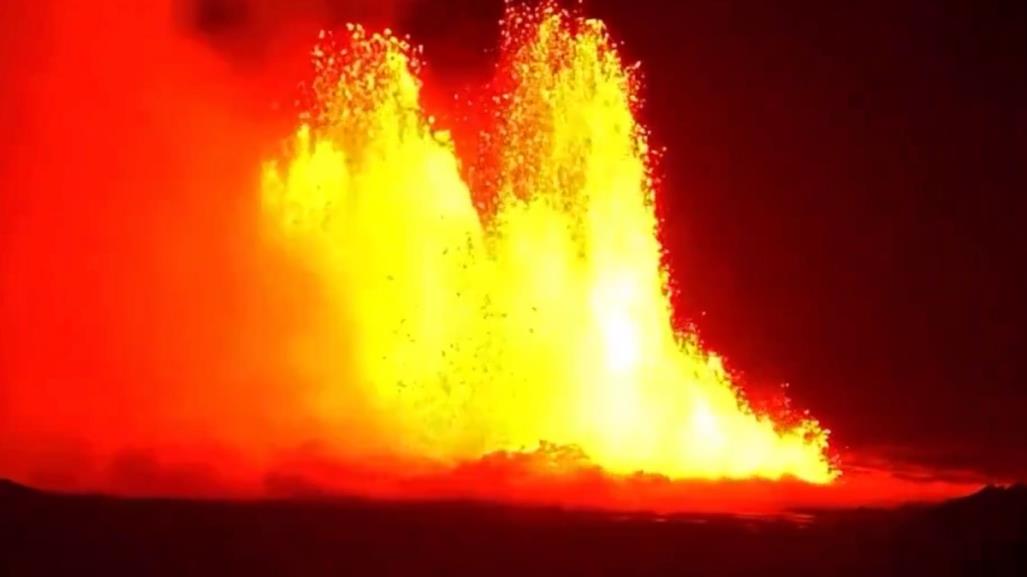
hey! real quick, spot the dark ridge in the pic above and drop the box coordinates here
[2,480,1026,576]
[936,483,1027,513]
[0,478,37,497]
[924,483,1027,531]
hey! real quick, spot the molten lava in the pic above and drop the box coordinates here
[261,3,834,484]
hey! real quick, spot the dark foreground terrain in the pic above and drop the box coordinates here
[1,479,1024,576]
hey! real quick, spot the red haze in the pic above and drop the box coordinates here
[0,0,337,494]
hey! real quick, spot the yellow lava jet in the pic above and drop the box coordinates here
[261,2,835,483]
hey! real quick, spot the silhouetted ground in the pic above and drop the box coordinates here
[1,479,1024,576]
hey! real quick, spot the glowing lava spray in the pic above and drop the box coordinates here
[261,2,834,483]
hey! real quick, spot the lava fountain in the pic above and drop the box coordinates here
[260,2,834,484]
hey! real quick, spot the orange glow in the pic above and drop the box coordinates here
[261,3,834,483]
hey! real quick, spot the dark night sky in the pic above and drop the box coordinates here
[606,0,1027,476]
[2,0,1024,483]
[397,0,1027,477]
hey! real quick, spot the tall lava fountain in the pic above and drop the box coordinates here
[261,2,834,484]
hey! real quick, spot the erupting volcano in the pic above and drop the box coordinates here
[6,2,1025,574]
[260,2,833,485]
